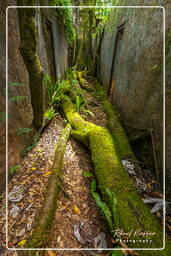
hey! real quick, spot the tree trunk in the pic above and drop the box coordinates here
[62,98,169,255]
[17,0,44,129]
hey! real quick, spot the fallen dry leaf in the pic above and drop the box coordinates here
[17,239,27,246]
[43,171,52,176]
[47,251,57,256]
[73,205,81,215]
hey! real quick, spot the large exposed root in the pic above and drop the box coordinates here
[62,97,169,255]
[25,124,71,252]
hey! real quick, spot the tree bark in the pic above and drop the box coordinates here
[17,0,44,129]
[62,98,169,255]
[25,124,71,251]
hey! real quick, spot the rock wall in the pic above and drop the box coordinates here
[100,0,171,198]
[0,0,68,193]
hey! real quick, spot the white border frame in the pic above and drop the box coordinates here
[6,5,165,252]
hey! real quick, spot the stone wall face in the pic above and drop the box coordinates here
[100,0,171,198]
[0,1,68,193]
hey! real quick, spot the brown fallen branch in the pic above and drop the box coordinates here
[25,124,71,252]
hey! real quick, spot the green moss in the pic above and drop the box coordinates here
[24,125,71,252]
[17,0,44,129]
[61,95,169,255]
[51,0,76,46]
[94,80,134,160]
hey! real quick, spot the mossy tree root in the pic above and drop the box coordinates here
[62,98,169,255]
[94,79,134,160]
[17,0,44,129]
[77,71,94,92]
[25,124,71,252]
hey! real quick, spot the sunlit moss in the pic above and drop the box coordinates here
[61,95,168,254]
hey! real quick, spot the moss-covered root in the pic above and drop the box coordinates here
[62,99,170,256]
[94,79,135,160]
[17,0,44,129]
[25,124,71,252]
[77,71,94,92]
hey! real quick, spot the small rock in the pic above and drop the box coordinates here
[17,228,26,237]
[82,203,87,208]
[27,223,32,231]
[57,236,61,243]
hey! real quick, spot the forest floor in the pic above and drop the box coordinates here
[0,79,170,256]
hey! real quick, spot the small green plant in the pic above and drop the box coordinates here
[75,95,82,110]
[107,249,124,256]
[44,107,57,121]
[21,134,40,157]
[90,179,119,230]
[63,119,68,124]
[9,165,20,175]
[44,73,70,106]
[83,109,95,117]
[16,127,32,136]
[65,66,77,81]
[43,73,58,101]
[83,171,93,177]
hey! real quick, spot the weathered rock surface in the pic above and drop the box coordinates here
[0,0,68,193]
[100,0,171,198]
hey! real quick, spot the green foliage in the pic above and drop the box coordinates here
[51,0,76,45]
[108,249,124,256]
[83,109,95,117]
[65,67,89,110]
[75,95,82,110]
[43,73,58,101]
[16,127,32,136]
[106,188,119,228]
[44,107,57,120]
[94,86,106,101]
[44,73,71,106]
[76,88,88,110]
[9,165,20,175]
[83,171,93,177]
[65,66,77,82]
[63,119,68,123]
[21,134,40,157]
[90,179,114,230]
[91,178,97,191]
[90,179,119,230]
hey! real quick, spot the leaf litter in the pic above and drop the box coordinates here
[0,79,170,256]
